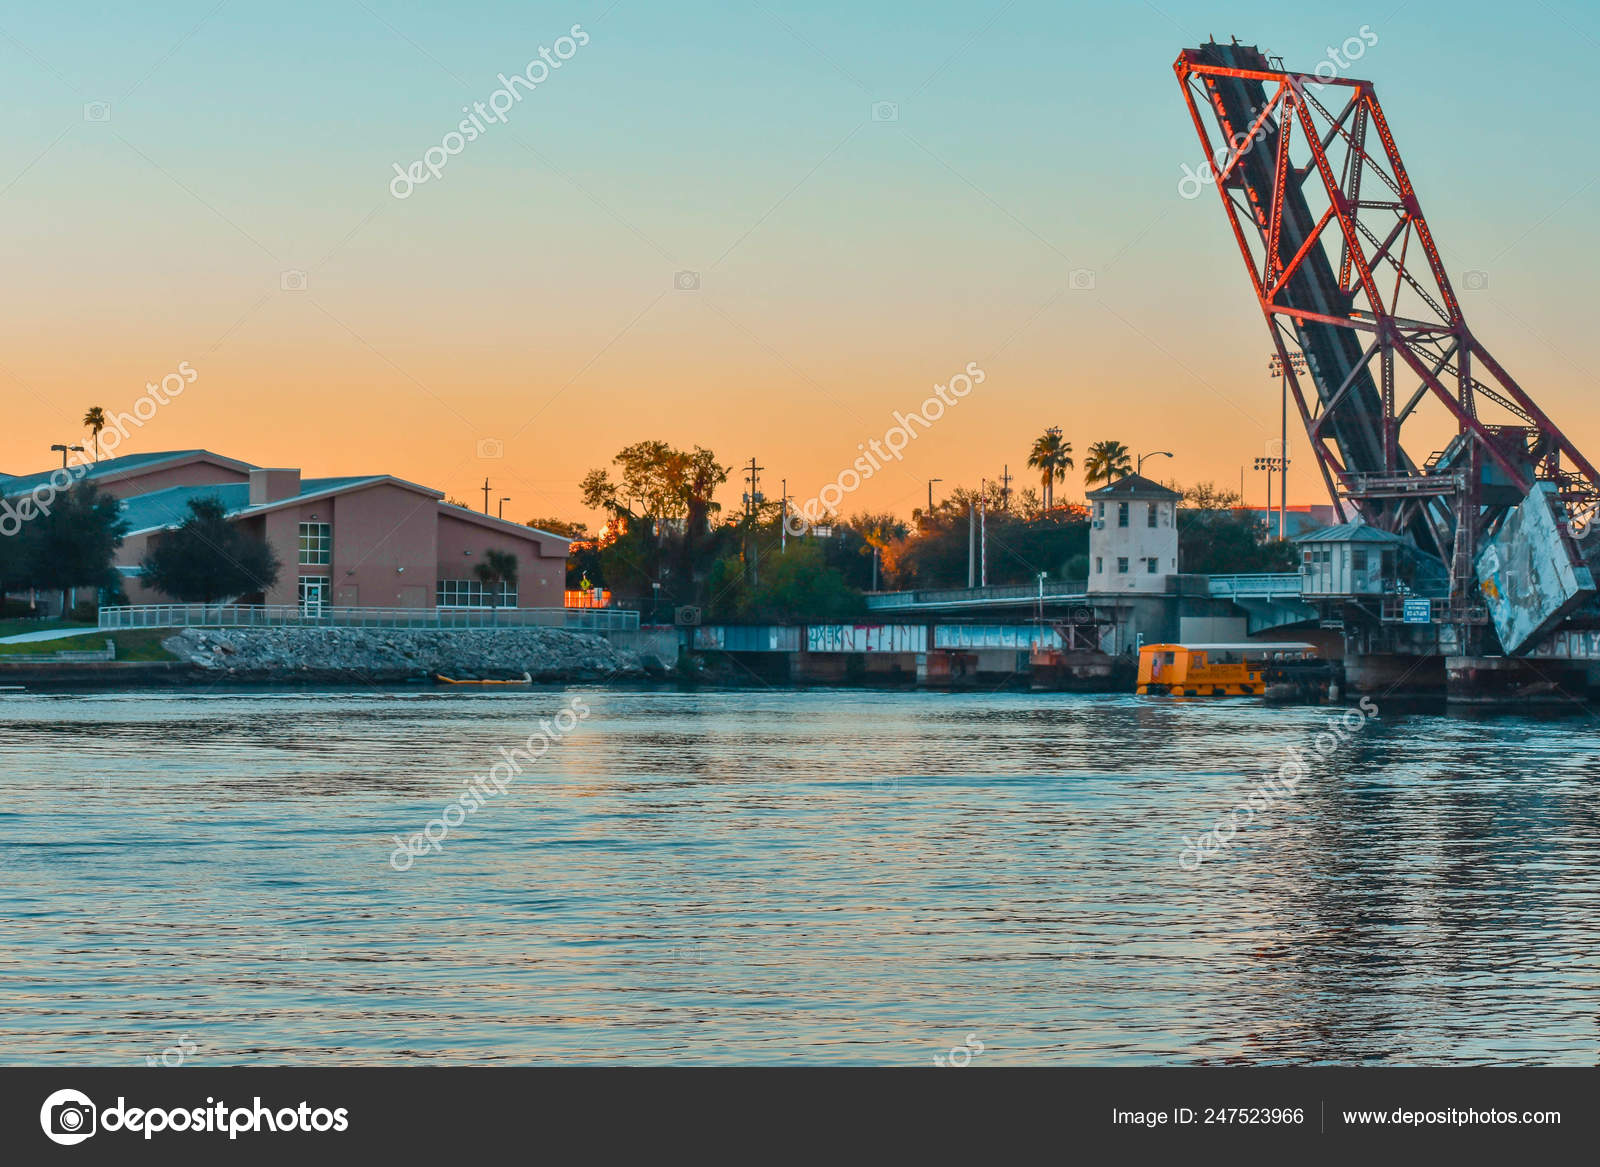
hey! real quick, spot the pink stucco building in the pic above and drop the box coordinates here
[1,450,571,610]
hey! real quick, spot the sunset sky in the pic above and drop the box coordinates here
[1,0,1595,527]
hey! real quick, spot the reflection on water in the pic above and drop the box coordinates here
[1,687,1597,1065]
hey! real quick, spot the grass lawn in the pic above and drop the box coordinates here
[0,629,177,661]
[0,617,94,638]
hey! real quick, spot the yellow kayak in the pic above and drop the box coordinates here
[435,672,533,685]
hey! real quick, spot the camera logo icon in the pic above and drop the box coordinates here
[83,102,111,122]
[1069,267,1097,290]
[674,270,700,291]
[1462,269,1489,290]
[40,1088,97,1146]
[871,101,899,122]
[280,269,308,292]
[475,437,504,459]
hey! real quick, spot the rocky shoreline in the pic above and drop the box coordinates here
[161,626,661,683]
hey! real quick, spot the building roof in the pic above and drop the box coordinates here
[436,502,573,547]
[1086,473,1183,500]
[1294,520,1410,545]
[0,450,256,498]
[119,476,385,534]
[118,476,571,551]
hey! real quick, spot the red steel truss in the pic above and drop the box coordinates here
[1174,42,1600,577]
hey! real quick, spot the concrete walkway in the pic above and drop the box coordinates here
[0,626,99,645]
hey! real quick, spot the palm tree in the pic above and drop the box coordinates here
[472,550,519,625]
[1027,427,1073,511]
[82,406,107,462]
[1084,440,1133,487]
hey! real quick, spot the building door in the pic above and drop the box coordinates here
[298,576,331,616]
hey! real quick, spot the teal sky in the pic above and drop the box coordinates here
[1,1,1596,521]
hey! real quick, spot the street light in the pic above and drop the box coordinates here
[1253,455,1290,537]
[927,478,942,517]
[49,443,84,468]
[498,496,511,519]
[1267,351,1307,541]
[1137,450,1173,476]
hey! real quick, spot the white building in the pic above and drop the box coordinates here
[1086,474,1181,594]
[1293,520,1410,597]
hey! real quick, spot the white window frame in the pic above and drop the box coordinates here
[298,575,331,612]
[299,522,332,566]
[436,578,517,608]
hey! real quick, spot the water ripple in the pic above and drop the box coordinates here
[1,687,1597,1065]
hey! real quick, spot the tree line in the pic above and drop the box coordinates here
[566,437,1295,623]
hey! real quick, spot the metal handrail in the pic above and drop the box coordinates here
[866,581,1089,609]
[98,604,640,632]
[1203,573,1305,596]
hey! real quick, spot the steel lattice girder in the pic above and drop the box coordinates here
[1173,41,1600,557]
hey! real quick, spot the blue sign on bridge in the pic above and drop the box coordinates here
[1402,598,1433,625]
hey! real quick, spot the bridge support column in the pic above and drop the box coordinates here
[1343,653,1446,695]
[1445,655,1588,705]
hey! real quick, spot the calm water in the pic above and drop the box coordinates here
[2,686,1597,1066]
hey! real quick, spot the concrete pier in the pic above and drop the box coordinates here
[1445,655,1589,705]
[1343,653,1446,696]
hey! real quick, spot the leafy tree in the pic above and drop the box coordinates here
[894,504,1089,590]
[1084,440,1132,486]
[1177,481,1295,574]
[581,442,733,604]
[1027,427,1073,510]
[844,511,908,591]
[705,541,863,623]
[581,441,729,530]
[82,406,107,462]
[525,516,589,539]
[140,496,280,603]
[1182,481,1242,510]
[18,481,126,613]
[472,549,519,621]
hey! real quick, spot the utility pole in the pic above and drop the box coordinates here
[743,457,764,586]
[1280,371,1289,542]
[999,465,1012,511]
[780,477,787,553]
[1268,351,1306,540]
[482,478,491,515]
[967,500,976,588]
[980,478,988,588]
[1279,437,1289,541]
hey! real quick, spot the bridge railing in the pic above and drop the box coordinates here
[866,581,1088,609]
[98,604,641,633]
[1202,573,1306,598]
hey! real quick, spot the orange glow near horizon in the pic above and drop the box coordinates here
[3,5,1597,529]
